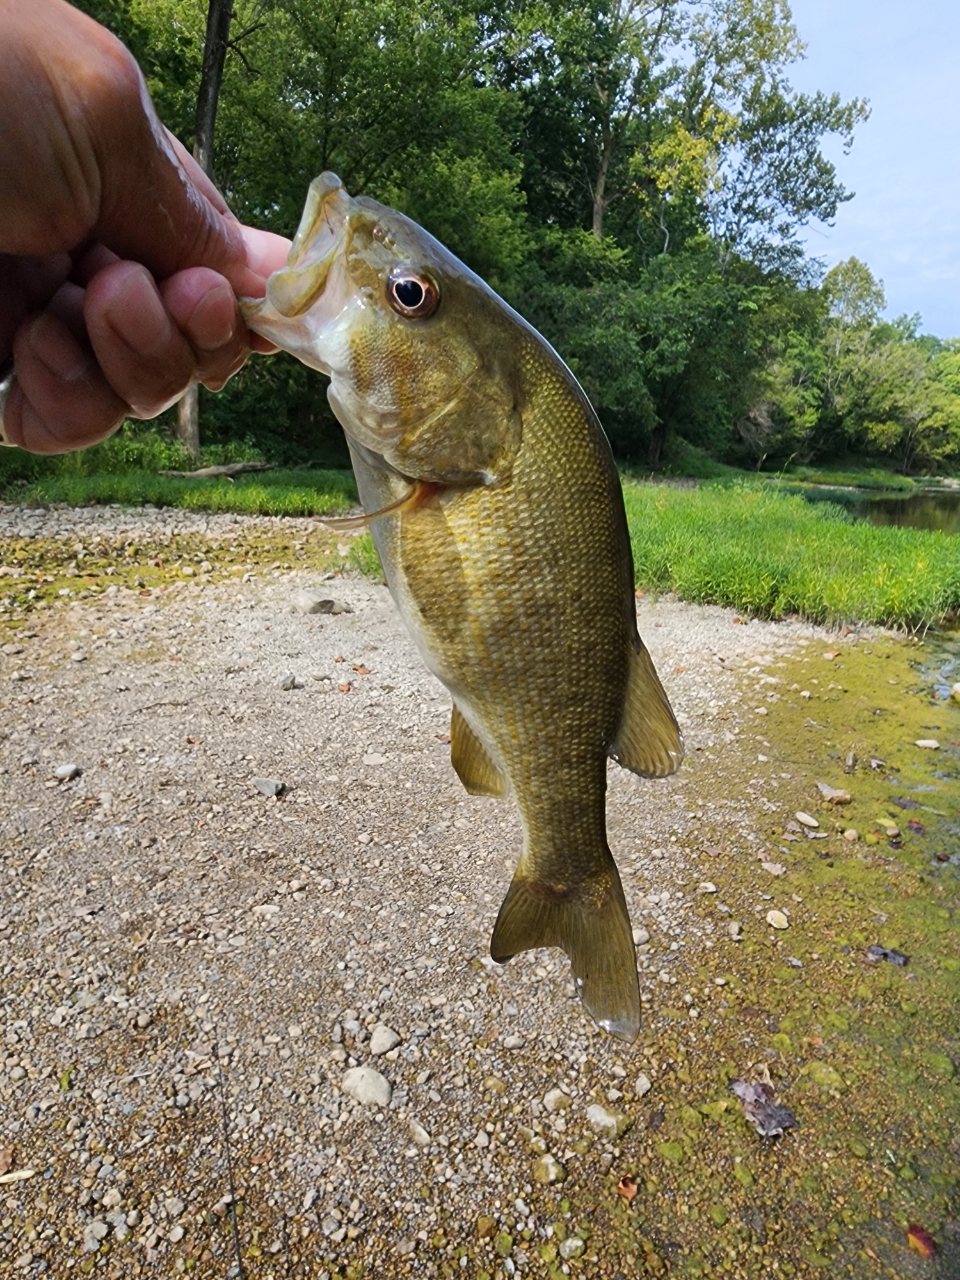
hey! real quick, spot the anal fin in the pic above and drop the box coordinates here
[490,862,640,1042]
[611,640,684,778]
[450,705,508,798]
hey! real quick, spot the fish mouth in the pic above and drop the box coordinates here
[239,172,356,369]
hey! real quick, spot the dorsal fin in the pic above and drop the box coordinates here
[450,705,509,798]
[610,640,683,778]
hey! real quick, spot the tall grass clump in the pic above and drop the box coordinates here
[623,481,960,629]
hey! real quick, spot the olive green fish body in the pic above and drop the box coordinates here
[241,174,682,1040]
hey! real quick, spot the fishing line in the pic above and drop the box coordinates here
[214,1021,245,1280]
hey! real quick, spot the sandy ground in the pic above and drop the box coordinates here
[0,507,953,1279]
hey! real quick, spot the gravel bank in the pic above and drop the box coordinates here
[0,506,863,1277]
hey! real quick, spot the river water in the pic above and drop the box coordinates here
[852,487,960,534]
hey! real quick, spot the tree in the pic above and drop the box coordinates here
[175,0,237,463]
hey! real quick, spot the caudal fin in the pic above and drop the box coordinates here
[490,862,640,1042]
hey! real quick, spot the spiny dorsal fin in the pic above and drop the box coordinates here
[490,860,640,1043]
[611,640,684,778]
[450,705,509,798]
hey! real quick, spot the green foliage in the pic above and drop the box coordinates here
[67,2,956,477]
[624,481,960,628]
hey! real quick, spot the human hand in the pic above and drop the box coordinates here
[0,0,291,454]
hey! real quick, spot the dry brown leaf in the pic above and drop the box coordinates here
[616,1175,638,1203]
[907,1225,937,1258]
[0,1148,12,1176]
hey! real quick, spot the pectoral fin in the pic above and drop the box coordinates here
[322,480,440,531]
[450,705,508,798]
[611,640,683,778]
[490,860,640,1043]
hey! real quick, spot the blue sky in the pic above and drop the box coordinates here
[787,0,960,338]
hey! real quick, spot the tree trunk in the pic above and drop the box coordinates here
[173,0,235,463]
[592,134,614,240]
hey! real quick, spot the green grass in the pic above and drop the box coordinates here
[13,468,357,517]
[623,481,960,629]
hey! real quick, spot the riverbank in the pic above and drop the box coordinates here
[3,477,960,633]
[0,507,957,1278]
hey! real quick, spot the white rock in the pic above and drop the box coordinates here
[697,881,718,894]
[473,1129,490,1148]
[951,682,960,703]
[632,926,650,946]
[408,1119,430,1146]
[766,909,789,930]
[728,920,743,939]
[795,811,819,828]
[502,1034,525,1050]
[54,763,81,781]
[369,1024,401,1056]
[560,1237,585,1260]
[914,739,940,750]
[292,588,331,614]
[585,1103,632,1138]
[543,1088,571,1114]
[634,1073,652,1098]
[362,753,387,766]
[533,1153,565,1184]
[341,1066,392,1108]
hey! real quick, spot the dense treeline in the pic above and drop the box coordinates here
[77,0,960,473]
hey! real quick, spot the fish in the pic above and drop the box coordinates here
[241,172,682,1041]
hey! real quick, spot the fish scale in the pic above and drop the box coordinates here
[241,172,683,1040]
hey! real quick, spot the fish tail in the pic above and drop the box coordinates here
[490,858,640,1043]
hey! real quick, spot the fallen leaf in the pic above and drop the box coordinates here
[906,1225,937,1258]
[0,1169,37,1185]
[0,1148,12,1175]
[907,819,925,834]
[823,650,838,660]
[616,1175,638,1203]
[733,616,746,624]
[729,1079,799,1137]
[334,655,345,663]
[352,665,370,675]
[436,734,451,743]
[337,683,352,693]
[673,666,687,674]
[250,1152,272,1167]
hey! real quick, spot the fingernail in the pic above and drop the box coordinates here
[29,315,91,382]
[109,274,173,358]
[187,282,237,351]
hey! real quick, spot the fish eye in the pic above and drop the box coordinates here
[387,270,439,319]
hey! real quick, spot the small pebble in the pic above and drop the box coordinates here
[54,763,81,781]
[766,910,789,930]
[369,1024,401,1056]
[795,811,819,828]
[914,739,940,750]
[253,777,284,797]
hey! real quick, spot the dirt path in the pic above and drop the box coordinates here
[0,507,957,1278]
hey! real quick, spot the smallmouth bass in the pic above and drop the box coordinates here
[241,173,682,1041]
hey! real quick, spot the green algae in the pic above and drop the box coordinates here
[571,634,959,1277]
